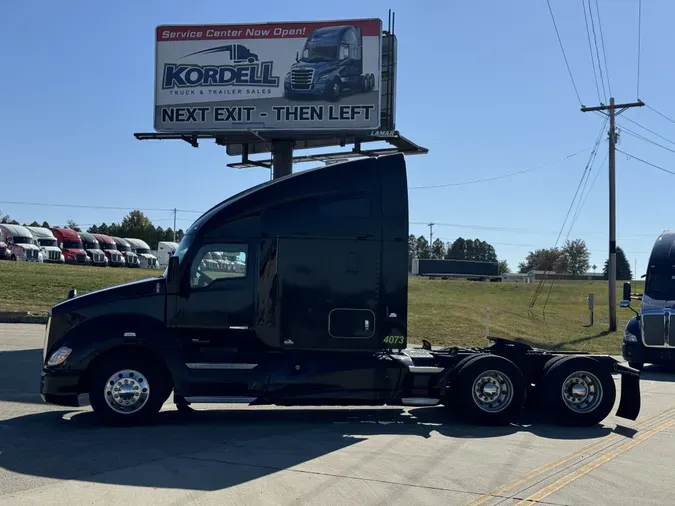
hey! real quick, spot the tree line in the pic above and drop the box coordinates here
[0,209,184,250]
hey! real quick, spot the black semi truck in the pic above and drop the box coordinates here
[40,154,641,426]
[622,230,675,369]
[412,258,500,281]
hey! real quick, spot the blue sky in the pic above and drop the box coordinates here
[2,0,674,276]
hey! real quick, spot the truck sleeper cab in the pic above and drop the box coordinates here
[622,230,675,369]
[0,224,42,262]
[51,227,90,265]
[26,226,65,264]
[125,238,159,269]
[111,237,140,268]
[93,233,125,267]
[78,232,108,267]
[157,241,179,269]
[283,24,376,101]
[41,154,642,427]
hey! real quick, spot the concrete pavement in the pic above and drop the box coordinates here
[1,323,674,505]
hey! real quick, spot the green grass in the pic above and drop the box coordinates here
[0,261,642,354]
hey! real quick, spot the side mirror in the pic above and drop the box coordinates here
[166,255,180,295]
[67,289,77,299]
[620,300,630,308]
[623,282,632,302]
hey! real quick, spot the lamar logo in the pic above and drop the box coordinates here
[162,44,280,89]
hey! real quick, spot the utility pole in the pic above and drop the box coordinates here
[173,208,177,243]
[581,98,644,331]
[428,222,435,256]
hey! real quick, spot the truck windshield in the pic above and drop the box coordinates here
[83,241,99,250]
[135,248,150,254]
[116,244,130,252]
[100,242,116,250]
[63,241,83,249]
[301,44,338,62]
[38,238,57,247]
[644,264,675,300]
[14,237,34,245]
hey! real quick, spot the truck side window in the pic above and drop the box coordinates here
[190,244,248,289]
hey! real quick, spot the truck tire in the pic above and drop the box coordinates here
[449,354,525,425]
[88,353,171,426]
[539,356,615,427]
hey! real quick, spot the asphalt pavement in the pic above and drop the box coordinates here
[1,323,674,505]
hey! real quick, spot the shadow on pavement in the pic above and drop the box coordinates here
[0,348,43,404]
[0,405,618,493]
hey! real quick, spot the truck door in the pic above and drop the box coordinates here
[169,241,263,397]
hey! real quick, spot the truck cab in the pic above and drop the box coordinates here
[78,232,108,267]
[51,227,90,265]
[111,237,140,268]
[125,238,159,269]
[622,230,675,369]
[156,241,179,269]
[25,226,65,264]
[284,24,376,101]
[93,233,126,267]
[0,224,43,262]
[41,155,641,427]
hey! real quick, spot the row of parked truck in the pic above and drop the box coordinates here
[0,224,179,269]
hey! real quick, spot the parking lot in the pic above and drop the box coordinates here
[1,323,674,505]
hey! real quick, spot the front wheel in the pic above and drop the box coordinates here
[89,353,171,426]
[447,354,526,425]
[539,356,615,427]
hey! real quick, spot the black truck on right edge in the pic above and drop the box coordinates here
[40,154,641,427]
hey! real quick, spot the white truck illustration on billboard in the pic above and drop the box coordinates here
[284,25,376,101]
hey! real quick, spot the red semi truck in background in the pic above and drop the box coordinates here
[50,228,90,266]
[93,233,126,267]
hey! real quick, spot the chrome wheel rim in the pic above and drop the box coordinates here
[471,369,514,413]
[104,369,150,415]
[561,371,603,413]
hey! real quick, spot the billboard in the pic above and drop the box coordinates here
[154,19,382,133]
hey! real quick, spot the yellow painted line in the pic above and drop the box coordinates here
[466,406,675,506]
[515,417,675,505]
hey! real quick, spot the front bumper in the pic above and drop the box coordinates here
[622,340,675,366]
[40,369,82,407]
[284,82,328,97]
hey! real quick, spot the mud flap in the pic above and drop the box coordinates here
[614,363,641,421]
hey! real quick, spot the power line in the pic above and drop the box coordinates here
[546,0,583,106]
[616,149,675,177]
[407,147,592,189]
[587,0,608,101]
[409,221,657,239]
[618,123,675,156]
[637,0,643,98]
[0,200,204,214]
[646,104,675,126]
[574,150,608,225]
[621,115,675,147]
[594,0,612,97]
[582,0,602,103]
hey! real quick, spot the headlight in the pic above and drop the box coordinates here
[47,346,72,366]
[623,330,638,343]
[318,74,332,82]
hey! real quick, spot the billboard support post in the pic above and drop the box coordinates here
[272,140,294,179]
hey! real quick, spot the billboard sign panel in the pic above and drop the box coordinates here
[154,19,382,133]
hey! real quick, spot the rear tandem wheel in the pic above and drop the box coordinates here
[538,355,616,427]
[445,354,526,425]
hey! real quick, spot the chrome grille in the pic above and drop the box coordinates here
[642,314,665,346]
[76,254,86,264]
[48,250,59,261]
[27,249,37,260]
[291,68,314,90]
